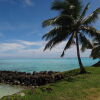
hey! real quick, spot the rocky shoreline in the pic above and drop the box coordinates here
[0,71,64,87]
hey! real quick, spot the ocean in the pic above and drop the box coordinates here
[0,58,99,73]
[0,84,22,98]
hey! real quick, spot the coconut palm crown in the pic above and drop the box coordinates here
[42,0,100,73]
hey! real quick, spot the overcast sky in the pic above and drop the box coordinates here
[0,0,100,58]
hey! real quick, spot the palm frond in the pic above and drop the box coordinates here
[80,3,90,19]
[44,32,69,51]
[91,46,100,59]
[61,33,75,57]
[81,26,100,37]
[79,33,93,52]
[51,0,68,11]
[52,0,82,19]
[83,8,100,25]
[93,33,100,43]
[67,0,82,18]
[42,15,74,27]
[42,17,57,27]
[91,35,100,59]
[42,26,71,41]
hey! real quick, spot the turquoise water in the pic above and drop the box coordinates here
[0,58,99,73]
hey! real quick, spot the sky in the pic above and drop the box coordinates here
[0,0,100,58]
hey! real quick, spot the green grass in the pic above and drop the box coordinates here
[1,67,100,100]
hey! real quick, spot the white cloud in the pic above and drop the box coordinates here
[0,43,25,52]
[23,0,34,6]
[0,0,34,6]
[0,40,92,58]
[17,40,45,46]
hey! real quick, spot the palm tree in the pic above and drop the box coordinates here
[91,34,100,67]
[91,34,100,59]
[91,45,100,59]
[83,32,100,66]
[42,0,100,73]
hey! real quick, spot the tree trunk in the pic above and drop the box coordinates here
[76,34,86,74]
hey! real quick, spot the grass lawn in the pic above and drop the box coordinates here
[1,67,100,100]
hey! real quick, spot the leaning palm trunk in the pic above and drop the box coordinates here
[76,34,86,73]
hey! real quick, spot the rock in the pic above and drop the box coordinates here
[0,70,64,86]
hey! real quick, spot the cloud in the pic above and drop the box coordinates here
[17,40,45,46]
[0,43,25,52]
[0,40,92,58]
[23,0,34,6]
[0,0,34,6]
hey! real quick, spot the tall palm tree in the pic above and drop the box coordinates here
[83,32,100,66]
[91,34,100,67]
[42,0,100,73]
[91,44,100,67]
[91,34,100,59]
[91,45,100,59]
[91,44,100,66]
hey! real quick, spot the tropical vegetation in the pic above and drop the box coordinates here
[42,0,100,73]
[90,33,100,66]
[91,34,100,59]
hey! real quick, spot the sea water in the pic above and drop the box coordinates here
[0,84,22,98]
[0,58,99,73]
